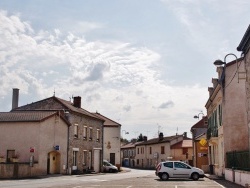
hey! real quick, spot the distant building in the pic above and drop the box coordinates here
[93,112,121,169]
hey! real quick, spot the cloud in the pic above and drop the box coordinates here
[0,10,208,140]
[158,101,174,109]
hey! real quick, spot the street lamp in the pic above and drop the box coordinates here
[213,53,239,84]
[193,112,204,120]
[122,130,129,138]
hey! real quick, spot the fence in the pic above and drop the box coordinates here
[226,150,250,171]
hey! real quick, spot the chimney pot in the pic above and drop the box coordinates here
[12,88,19,109]
[73,96,81,108]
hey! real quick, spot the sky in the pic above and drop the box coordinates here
[0,0,249,140]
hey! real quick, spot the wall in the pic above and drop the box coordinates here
[223,60,248,155]
[103,126,121,166]
[225,168,250,187]
[0,163,43,179]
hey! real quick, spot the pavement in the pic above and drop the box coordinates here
[205,173,224,180]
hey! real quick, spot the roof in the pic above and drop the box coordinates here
[237,24,250,54]
[13,96,104,122]
[0,111,70,126]
[93,112,121,127]
[121,141,143,149]
[191,116,207,130]
[136,135,182,146]
[171,139,192,149]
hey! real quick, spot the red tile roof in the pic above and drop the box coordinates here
[136,135,182,146]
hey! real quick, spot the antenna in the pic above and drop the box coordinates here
[53,88,55,96]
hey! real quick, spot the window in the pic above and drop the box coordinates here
[82,150,87,166]
[137,159,139,165]
[163,162,173,168]
[182,148,188,155]
[174,162,191,169]
[96,129,100,142]
[89,127,93,141]
[83,126,87,140]
[149,147,152,154]
[73,151,78,166]
[74,124,78,138]
[7,150,15,162]
[161,146,165,154]
[137,148,139,154]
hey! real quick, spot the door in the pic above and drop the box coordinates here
[93,149,100,173]
[110,153,115,165]
[48,151,61,174]
[173,162,191,178]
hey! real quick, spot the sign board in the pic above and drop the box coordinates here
[30,147,35,153]
[153,152,158,158]
[199,138,207,146]
[54,145,60,151]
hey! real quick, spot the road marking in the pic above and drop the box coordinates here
[126,186,132,188]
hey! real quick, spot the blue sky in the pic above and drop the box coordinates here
[0,0,249,140]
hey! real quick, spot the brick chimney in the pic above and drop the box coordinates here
[12,88,19,109]
[159,132,164,140]
[73,96,81,108]
[143,136,147,141]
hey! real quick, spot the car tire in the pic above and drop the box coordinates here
[109,169,113,173]
[191,172,199,181]
[160,173,169,181]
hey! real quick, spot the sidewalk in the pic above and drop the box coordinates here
[205,174,244,188]
[205,173,224,180]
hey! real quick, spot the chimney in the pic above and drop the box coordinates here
[12,88,19,109]
[143,136,147,141]
[183,132,187,138]
[73,96,81,108]
[159,132,164,140]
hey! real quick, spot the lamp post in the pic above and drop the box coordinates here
[193,112,204,120]
[214,53,239,84]
[122,130,129,138]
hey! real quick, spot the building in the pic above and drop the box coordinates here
[205,57,247,176]
[170,137,193,165]
[93,112,121,169]
[0,111,70,178]
[121,141,143,167]
[190,116,208,172]
[12,91,105,174]
[134,133,186,169]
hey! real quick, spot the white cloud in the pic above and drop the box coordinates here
[0,10,208,139]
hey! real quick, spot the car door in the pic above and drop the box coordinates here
[173,162,192,178]
[163,162,174,177]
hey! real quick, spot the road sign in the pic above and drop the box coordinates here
[199,138,207,146]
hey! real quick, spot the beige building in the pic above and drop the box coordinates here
[134,133,186,169]
[205,57,247,176]
[170,138,193,164]
[0,111,70,178]
[13,93,105,174]
[93,112,121,169]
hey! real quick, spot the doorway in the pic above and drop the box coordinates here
[47,151,61,174]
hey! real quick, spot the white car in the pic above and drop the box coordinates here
[103,160,118,173]
[155,161,205,181]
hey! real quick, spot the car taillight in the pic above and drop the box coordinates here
[156,164,161,171]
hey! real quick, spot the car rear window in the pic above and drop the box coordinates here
[163,162,173,168]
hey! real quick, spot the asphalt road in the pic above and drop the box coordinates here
[0,168,244,188]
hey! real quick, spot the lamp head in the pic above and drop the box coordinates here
[193,115,198,119]
[214,59,226,66]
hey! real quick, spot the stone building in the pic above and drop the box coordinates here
[12,94,104,174]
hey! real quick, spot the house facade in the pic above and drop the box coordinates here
[93,112,121,169]
[134,133,185,169]
[12,95,104,174]
[205,57,248,177]
[0,111,69,178]
[121,141,140,167]
[190,116,208,171]
[170,138,193,165]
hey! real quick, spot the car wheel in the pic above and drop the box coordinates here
[191,173,199,181]
[109,169,113,173]
[160,173,169,181]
